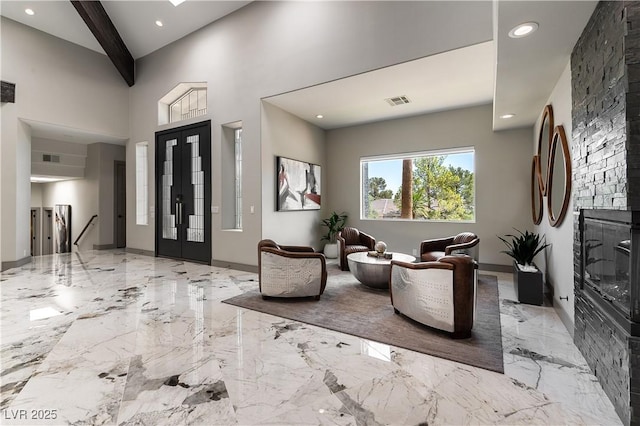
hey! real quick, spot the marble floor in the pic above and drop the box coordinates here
[0,250,621,425]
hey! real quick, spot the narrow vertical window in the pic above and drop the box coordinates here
[222,121,242,230]
[234,128,243,229]
[135,142,148,225]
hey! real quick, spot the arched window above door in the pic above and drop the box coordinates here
[158,82,207,125]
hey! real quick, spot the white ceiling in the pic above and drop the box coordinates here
[266,1,598,131]
[0,0,251,59]
[265,41,496,130]
[492,0,597,131]
[1,0,598,140]
[23,119,128,146]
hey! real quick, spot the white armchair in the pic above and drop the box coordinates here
[258,239,327,300]
[389,255,476,338]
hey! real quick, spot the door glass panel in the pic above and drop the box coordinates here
[162,139,178,240]
[186,134,204,242]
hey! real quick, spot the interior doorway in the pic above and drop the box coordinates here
[155,120,211,264]
[114,161,126,248]
[30,208,41,256]
[42,208,53,255]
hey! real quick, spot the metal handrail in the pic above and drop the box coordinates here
[74,214,98,246]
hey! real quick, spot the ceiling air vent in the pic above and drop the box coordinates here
[385,95,411,106]
[43,154,60,163]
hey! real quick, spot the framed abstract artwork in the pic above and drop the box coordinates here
[276,156,321,211]
[54,204,72,253]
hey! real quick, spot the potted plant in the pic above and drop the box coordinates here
[499,229,550,305]
[321,211,347,258]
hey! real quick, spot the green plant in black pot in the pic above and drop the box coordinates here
[499,229,549,271]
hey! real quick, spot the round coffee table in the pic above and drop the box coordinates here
[347,251,416,289]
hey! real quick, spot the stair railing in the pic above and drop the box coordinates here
[74,214,98,246]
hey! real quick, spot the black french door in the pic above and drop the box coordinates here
[155,121,211,264]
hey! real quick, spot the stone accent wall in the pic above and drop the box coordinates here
[572,2,640,425]
[572,0,627,211]
[574,292,633,424]
[627,2,640,210]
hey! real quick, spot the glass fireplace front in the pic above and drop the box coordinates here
[580,209,640,321]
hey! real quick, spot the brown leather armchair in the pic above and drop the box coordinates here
[258,239,327,299]
[336,227,376,271]
[389,255,476,338]
[419,232,479,262]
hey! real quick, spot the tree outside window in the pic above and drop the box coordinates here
[361,148,475,222]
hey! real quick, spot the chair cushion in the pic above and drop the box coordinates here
[344,245,369,255]
[421,251,445,262]
[453,232,477,244]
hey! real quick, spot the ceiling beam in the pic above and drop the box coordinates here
[70,1,135,86]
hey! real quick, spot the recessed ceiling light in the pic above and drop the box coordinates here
[500,113,515,119]
[155,20,164,27]
[169,0,186,6]
[25,8,35,16]
[509,22,538,38]
[316,114,324,119]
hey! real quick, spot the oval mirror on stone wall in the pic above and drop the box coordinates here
[536,105,554,196]
[531,155,543,225]
[547,125,571,227]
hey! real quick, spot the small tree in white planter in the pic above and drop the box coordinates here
[499,229,550,305]
[321,211,347,258]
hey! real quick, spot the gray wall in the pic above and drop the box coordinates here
[325,104,533,266]
[261,102,326,250]
[533,61,575,329]
[126,1,493,267]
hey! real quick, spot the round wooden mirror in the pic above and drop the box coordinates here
[536,105,554,196]
[531,155,543,225]
[547,125,571,227]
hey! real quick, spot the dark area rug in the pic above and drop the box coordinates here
[222,268,504,373]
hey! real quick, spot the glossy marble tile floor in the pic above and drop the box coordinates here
[0,250,622,425]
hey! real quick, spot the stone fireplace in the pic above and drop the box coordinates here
[572,2,640,425]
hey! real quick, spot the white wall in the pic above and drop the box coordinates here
[0,17,129,266]
[31,184,43,208]
[40,144,100,252]
[261,102,326,250]
[38,143,125,251]
[32,138,87,179]
[1,116,33,264]
[533,61,575,329]
[325,104,533,266]
[126,1,493,267]
[0,18,129,137]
